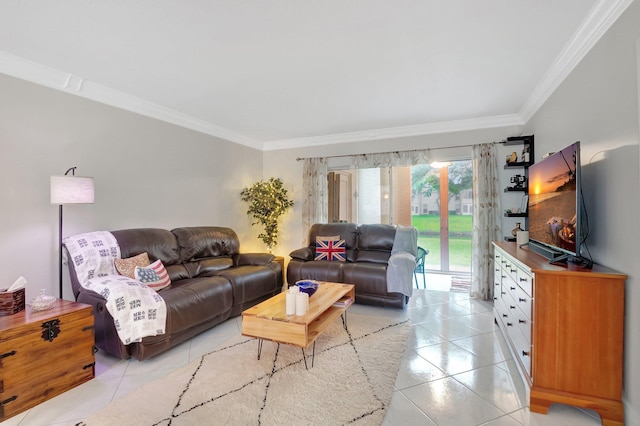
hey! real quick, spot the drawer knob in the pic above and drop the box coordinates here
[519,277,528,282]
[522,350,530,357]
[510,305,516,310]
[519,298,527,302]
[510,286,516,291]
[507,322,513,327]
[501,291,506,295]
[518,319,526,324]
[502,313,508,318]
[510,268,517,273]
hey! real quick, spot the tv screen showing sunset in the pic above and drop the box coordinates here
[527,142,579,254]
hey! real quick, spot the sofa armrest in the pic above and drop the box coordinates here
[234,253,275,266]
[289,247,314,261]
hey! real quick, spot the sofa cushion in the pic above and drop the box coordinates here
[114,252,150,278]
[112,228,181,265]
[355,224,396,264]
[155,276,233,335]
[342,262,389,295]
[184,258,234,277]
[287,259,344,283]
[135,260,171,291]
[289,247,314,261]
[172,226,240,261]
[314,238,346,261]
[215,265,279,311]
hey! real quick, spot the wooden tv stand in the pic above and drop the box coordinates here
[492,242,625,426]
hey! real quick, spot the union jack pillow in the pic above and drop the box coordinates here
[315,238,346,261]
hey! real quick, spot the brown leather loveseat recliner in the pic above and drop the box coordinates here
[287,223,417,309]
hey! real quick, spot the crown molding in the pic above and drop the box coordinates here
[0,51,262,150]
[262,114,524,151]
[519,0,633,123]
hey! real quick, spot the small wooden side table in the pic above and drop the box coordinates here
[0,299,95,420]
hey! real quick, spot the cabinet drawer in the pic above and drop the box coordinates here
[509,328,533,381]
[506,322,532,379]
[503,259,518,282]
[515,285,532,320]
[516,268,533,296]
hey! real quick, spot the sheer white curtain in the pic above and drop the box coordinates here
[301,158,328,242]
[471,143,502,300]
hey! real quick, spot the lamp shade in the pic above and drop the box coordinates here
[50,175,95,204]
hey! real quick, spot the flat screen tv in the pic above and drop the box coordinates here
[527,141,588,265]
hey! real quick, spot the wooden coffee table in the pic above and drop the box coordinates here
[241,281,355,368]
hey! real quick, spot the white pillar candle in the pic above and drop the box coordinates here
[286,291,296,316]
[296,292,308,316]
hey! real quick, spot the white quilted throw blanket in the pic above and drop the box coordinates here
[64,231,167,345]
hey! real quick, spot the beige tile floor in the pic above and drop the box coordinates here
[2,274,603,426]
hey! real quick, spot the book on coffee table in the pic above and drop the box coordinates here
[332,296,353,308]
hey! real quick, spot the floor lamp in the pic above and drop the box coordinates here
[51,167,95,299]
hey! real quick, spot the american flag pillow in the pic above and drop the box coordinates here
[315,238,346,261]
[134,259,171,291]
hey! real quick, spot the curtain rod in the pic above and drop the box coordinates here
[295,140,505,161]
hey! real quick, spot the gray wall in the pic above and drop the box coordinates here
[523,1,640,421]
[0,73,264,300]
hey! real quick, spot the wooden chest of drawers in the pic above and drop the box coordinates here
[0,299,95,420]
[493,242,625,426]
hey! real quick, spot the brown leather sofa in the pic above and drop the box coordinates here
[287,223,416,309]
[65,226,282,360]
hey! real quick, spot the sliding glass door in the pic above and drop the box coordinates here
[328,159,472,274]
[411,160,472,273]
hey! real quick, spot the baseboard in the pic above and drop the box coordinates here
[623,396,638,425]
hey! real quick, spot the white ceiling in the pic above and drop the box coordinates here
[0,1,630,150]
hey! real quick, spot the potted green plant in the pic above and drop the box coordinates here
[240,177,294,252]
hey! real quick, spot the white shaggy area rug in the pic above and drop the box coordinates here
[81,312,410,426]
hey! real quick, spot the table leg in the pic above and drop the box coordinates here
[257,339,263,360]
[301,341,317,370]
[341,311,348,331]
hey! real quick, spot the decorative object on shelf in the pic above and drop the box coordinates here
[509,174,527,189]
[521,145,530,163]
[520,194,529,213]
[240,177,294,252]
[517,230,529,246]
[506,151,518,164]
[50,166,95,299]
[29,289,57,312]
[511,222,524,237]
